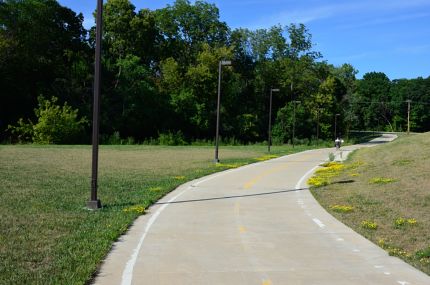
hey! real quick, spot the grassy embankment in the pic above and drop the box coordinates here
[0,143,321,284]
[309,132,430,275]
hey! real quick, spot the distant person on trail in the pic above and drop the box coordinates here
[335,137,341,150]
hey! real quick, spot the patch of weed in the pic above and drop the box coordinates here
[361,220,378,230]
[369,177,397,184]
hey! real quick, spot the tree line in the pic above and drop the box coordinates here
[1,0,429,144]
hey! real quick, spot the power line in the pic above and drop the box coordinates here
[348,100,430,105]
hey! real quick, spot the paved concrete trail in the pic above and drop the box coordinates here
[94,134,430,285]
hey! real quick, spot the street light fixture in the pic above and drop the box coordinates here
[214,60,231,163]
[268,88,280,153]
[334,113,340,139]
[292,100,301,148]
[87,0,103,210]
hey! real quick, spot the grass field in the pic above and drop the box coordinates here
[310,132,430,275]
[0,143,319,284]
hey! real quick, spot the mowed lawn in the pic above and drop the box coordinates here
[0,144,313,284]
[311,132,430,275]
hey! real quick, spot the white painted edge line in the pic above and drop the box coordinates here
[121,188,188,285]
[120,154,261,285]
[312,218,326,228]
[295,165,320,190]
[121,148,321,285]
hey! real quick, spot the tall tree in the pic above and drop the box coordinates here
[355,72,392,131]
[0,0,90,137]
[154,0,229,67]
[95,0,160,138]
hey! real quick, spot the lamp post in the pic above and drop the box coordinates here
[214,60,231,163]
[406,100,411,135]
[87,0,103,210]
[292,100,301,148]
[334,113,340,139]
[268,88,280,153]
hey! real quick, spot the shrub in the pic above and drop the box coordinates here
[7,118,33,143]
[103,131,122,145]
[158,131,187,145]
[294,138,310,145]
[8,96,87,144]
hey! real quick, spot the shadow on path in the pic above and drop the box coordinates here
[155,187,309,205]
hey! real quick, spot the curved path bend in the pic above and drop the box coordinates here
[94,134,430,285]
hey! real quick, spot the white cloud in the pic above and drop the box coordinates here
[395,44,430,55]
[245,0,430,29]
[336,12,430,30]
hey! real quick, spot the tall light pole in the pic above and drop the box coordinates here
[214,60,231,163]
[268,88,280,153]
[292,100,301,148]
[87,0,103,210]
[334,113,340,139]
[406,99,411,135]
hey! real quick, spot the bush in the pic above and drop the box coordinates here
[8,96,88,144]
[158,131,187,145]
[101,132,137,145]
[102,131,122,145]
[294,138,310,145]
[7,118,33,143]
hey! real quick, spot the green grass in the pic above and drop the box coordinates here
[311,132,430,275]
[0,143,319,284]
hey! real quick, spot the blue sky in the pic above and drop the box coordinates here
[58,0,430,80]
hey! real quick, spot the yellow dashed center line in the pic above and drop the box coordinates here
[262,279,273,285]
[243,164,289,189]
[239,226,247,233]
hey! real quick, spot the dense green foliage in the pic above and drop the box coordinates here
[1,0,429,144]
[7,96,88,143]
